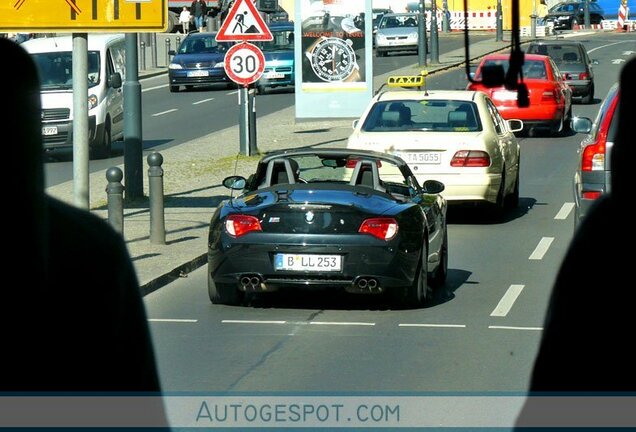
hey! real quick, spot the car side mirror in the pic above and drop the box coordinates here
[352,119,359,129]
[507,119,524,132]
[109,72,122,89]
[223,175,247,190]
[422,179,445,195]
[571,116,592,134]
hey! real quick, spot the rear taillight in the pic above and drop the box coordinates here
[359,218,398,240]
[225,215,262,237]
[450,150,491,167]
[578,72,589,80]
[582,191,602,200]
[581,142,606,171]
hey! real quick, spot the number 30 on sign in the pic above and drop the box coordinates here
[224,42,265,86]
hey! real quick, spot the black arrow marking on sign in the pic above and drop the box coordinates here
[92,0,97,19]
[114,0,119,19]
[136,3,141,20]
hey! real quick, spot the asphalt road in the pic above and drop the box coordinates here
[142,34,634,398]
[43,33,492,187]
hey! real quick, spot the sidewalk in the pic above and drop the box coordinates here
[43,34,549,295]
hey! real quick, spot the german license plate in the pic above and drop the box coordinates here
[187,70,209,77]
[493,90,517,101]
[274,254,342,272]
[264,72,284,79]
[42,126,58,136]
[394,151,441,164]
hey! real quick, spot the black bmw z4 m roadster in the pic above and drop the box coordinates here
[207,148,448,308]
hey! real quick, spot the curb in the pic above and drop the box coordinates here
[140,253,207,296]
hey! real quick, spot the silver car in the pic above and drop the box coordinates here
[571,83,619,228]
[375,13,420,57]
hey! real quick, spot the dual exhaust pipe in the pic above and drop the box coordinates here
[239,275,264,291]
[352,277,382,293]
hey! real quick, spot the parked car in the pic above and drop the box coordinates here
[375,13,420,57]
[255,22,295,94]
[347,75,523,211]
[571,82,619,227]
[526,39,597,103]
[467,53,572,136]
[207,148,448,308]
[543,0,605,30]
[168,32,233,92]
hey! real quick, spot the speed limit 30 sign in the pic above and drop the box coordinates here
[224,42,265,86]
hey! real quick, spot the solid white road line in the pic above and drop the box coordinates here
[529,237,554,260]
[488,325,543,331]
[142,84,169,92]
[148,318,198,323]
[490,284,525,317]
[309,321,375,326]
[554,203,575,220]
[152,109,178,117]
[193,98,214,105]
[221,320,287,324]
[399,323,466,328]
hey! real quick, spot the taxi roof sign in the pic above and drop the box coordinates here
[387,75,426,88]
[216,0,273,42]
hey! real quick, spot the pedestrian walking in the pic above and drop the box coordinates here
[190,0,208,33]
[179,6,192,34]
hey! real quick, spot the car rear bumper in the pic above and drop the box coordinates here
[415,172,502,204]
[208,236,420,293]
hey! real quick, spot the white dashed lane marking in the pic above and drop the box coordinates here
[152,108,178,117]
[529,237,554,260]
[148,318,197,323]
[310,321,375,326]
[222,320,287,324]
[399,323,466,328]
[193,98,214,105]
[490,284,525,317]
[488,325,543,331]
[554,202,575,220]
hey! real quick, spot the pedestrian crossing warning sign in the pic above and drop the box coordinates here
[216,0,273,41]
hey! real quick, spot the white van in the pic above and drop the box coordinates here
[22,34,126,159]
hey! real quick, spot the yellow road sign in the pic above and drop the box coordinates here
[1,0,167,32]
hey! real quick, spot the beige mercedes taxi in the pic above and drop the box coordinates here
[347,74,524,211]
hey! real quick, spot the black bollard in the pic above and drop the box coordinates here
[147,152,165,245]
[106,167,124,235]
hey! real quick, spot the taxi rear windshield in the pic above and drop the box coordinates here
[361,100,482,132]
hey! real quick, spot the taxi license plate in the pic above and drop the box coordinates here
[493,90,517,101]
[42,126,58,136]
[395,151,441,164]
[264,72,285,79]
[274,254,342,272]
[187,70,209,77]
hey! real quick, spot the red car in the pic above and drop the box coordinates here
[467,53,572,136]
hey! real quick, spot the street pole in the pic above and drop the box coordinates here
[124,33,144,201]
[496,0,503,41]
[418,0,427,67]
[442,0,450,32]
[430,0,439,64]
[72,33,89,209]
[583,0,591,28]
[531,0,537,38]
[239,86,250,155]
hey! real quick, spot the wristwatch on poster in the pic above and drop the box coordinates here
[305,36,360,82]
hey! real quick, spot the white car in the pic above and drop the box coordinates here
[375,13,420,57]
[347,76,524,210]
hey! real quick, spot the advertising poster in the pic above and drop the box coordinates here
[300,0,367,90]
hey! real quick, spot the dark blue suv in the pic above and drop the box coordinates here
[255,22,295,94]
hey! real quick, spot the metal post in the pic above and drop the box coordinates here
[496,0,504,41]
[72,33,89,209]
[106,167,125,235]
[418,0,427,67]
[442,0,450,32]
[531,0,537,37]
[239,86,250,155]
[583,0,591,29]
[140,41,147,70]
[176,36,181,50]
[147,152,165,245]
[151,33,158,68]
[248,88,258,154]
[124,34,144,201]
[165,38,171,67]
[430,0,439,64]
